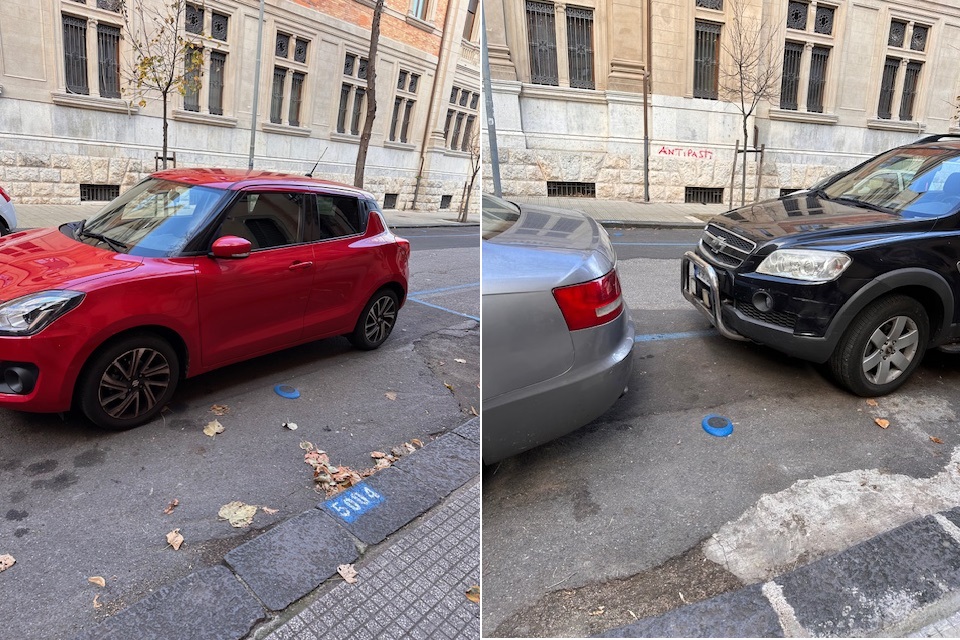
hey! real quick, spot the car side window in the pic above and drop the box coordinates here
[218,192,308,250]
[316,195,362,240]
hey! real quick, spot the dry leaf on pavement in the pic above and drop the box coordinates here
[218,501,257,528]
[931,436,945,444]
[0,555,15,572]
[262,506,279,515]
[444,382,454,391]
[88,576,106,588]
[454,358,467,364]
[469,406,479,417]
[93,594,102,610]
[875,418,890,429]
[589,606,606,616]
[163,499,179,515]
[203,420,225,437]
[337,564,358,584]
[465,585,480,603]
[371,451,387,459]
[166,529,184,551]
[210,404,229,416]
[282,421,298,431]
[866,399,878,407]
[385,391,398,401]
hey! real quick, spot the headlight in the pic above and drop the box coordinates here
[0,291,85,335]
[756,249,852,283]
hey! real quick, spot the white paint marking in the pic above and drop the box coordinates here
[685,215,704,223]
[762,581,810,637]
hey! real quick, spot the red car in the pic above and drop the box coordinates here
[0,169,409,429]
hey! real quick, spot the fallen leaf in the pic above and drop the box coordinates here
[454,358,467,364]
[88,576,106,588]
[589,606,606,616]
[444,382,454,391]
[163,499,179,515]
[371,451,387,459]
[262,506,278,515]
[300,441,315,451]
[465,585,480,603]
[93,594,102,610]
[0,555,14,572]
[166,529,184,551]
[385,391,398,401]
[469,406,479,417]
[411,438,423,448]
[931,436,945,444]
[203,420,225,437]
[218,501,257,528]
[282,421,298,431]
[866,399,878,407]
[210,404,229,416]
[337,564,358,584]
[875,418,890,429]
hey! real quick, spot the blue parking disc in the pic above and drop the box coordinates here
[702,414,733,437]
[274,384,300,399]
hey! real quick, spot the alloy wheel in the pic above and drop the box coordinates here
[98,347,172,420]
[364,295,397,344]
[861,315,919,386]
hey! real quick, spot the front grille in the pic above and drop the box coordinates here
[736,301,797,330]
[699,223,756,268]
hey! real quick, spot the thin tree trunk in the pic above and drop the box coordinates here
[741,118,749,206]
[162,92,169,170]
[354,0,384,188]
[460,173,477,223]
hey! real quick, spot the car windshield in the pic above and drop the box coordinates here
[80,178,226,257]
[822,146,960,218]
[482,194,521,240]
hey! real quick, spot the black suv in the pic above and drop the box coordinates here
[682,134,960,396]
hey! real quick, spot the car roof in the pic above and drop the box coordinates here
[151,168,375,199]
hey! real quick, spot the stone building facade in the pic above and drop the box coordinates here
[0,0,482,213]
[484,0,960,205]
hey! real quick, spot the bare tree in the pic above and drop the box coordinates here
[354,0,385,188]
[123,0,204,169]
[718,0,781,205]
[459,128,481,222]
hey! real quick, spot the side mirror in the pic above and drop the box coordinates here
[211,236,251,259]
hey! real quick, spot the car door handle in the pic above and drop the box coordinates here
[288,261,313,271]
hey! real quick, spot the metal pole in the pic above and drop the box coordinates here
[247,0,265,170]
[481,6,502,197]
[642,0,653,202]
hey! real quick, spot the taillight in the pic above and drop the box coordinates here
[0,187,9,203]
[552,269,624,331]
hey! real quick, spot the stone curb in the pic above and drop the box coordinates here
[598,506,960,638]
[72,417,481,640]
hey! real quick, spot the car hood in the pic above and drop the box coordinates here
[483,202,616,293]
[710,194,937,247]
[0,228,143,300]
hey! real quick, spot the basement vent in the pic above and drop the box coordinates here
[440,195,453,209]
[547,181,596,197]
[685,186,724,204]
[80,184,120,202]
[382,193,398,209]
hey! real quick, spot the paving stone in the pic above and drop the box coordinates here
[941,507,960,530]
[779,515,960,637]
[318,467,441,545]
[394,432,480,497]
[72,566,263,640]
[453,417,480,444]
[224,510,358,611]
[596,583,782,638]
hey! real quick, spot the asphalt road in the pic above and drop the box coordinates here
[482,227,960,637]
[0,227,479,640]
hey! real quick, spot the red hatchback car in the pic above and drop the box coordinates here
[0,169,409,429]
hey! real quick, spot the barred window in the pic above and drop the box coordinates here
[778,3,837,114]
[786,1,807,31]
[270,67,286,124]
[390,69,419,143]
[878,18,927,121]
[695,0,722,8]
[209,51,226,116]
[877,57,899,120]
[63,9,126,101]
[899,61,922,121]
[96,24,120,98]
[211,12,229,41]
[268,33,310,127]
[338,53,368,135]
[779,42,803,110]
[443,86,479,151]
[807,46,829,113]
[566,7,594,90]
[289,72,305,127]
[183,47,203,112]
[63,15,89,95]
[185,3,203,34]
[526,1,558,86]
[693,20,720,99]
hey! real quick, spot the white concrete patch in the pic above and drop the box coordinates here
[762,581,810,637]
[704,447,960,583]
[868,394,957,445]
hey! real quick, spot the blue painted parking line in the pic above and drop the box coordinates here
[407,297,480,321]
[409,282,481,297]
[612,242,697,246]
[324,484,386,523]
[634,329,715,342]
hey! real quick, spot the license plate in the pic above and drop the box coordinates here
[686,260,712,309]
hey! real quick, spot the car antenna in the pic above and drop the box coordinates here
[306,148,328,178]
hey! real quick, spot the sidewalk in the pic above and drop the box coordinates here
[507,195,726,228]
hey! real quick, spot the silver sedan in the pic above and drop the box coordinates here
[481,194,635,463]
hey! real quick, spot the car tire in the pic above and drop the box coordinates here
[828,294,928,397]
[78,333,180,430]
[349,289,399,350]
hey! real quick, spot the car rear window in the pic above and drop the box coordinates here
[482,194,520,240]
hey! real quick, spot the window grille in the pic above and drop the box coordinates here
[276,33,289,58]
[440,195,453,209]
[451,113,465,149]
[450,87,459,103]
[779,42,803,110]
[911,25,928,52]
[409,74,420,92]
[889,21,906,47]
[685,187,724,204]
[695,0,722,9]
[401,101,414,142]
[459,91,469,107]
[294,39,308,64]
[463,0,478,39]
[814,5,834,35]
[526,1,559,86]
[383,194,399,209]
[390,98,403,142]
[209,51,225,115]
[397,71,408,90]
[807,46,829,113]
[80,184,119,201]
[877,57,899,119]
[900,61,921,121]
[566,7,594,89]
[693,21,720,99]
[185,4,203,34]
[63,15,89,95]
[211,12,228,41]
[97,24,120,99]
[358,58,368,80]
[270,67,285,124]
[351,88,365,135]
[786,1,807,30]
[461,115,476,151]
[337,85,351,133]
[183,47,201,112]
[344,54,356,76]
[288,72,304,127]
[469,92,479,109]
[548,181,596,197]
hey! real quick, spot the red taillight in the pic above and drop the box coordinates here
[552,269,624,331]
[0,187,9,203]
